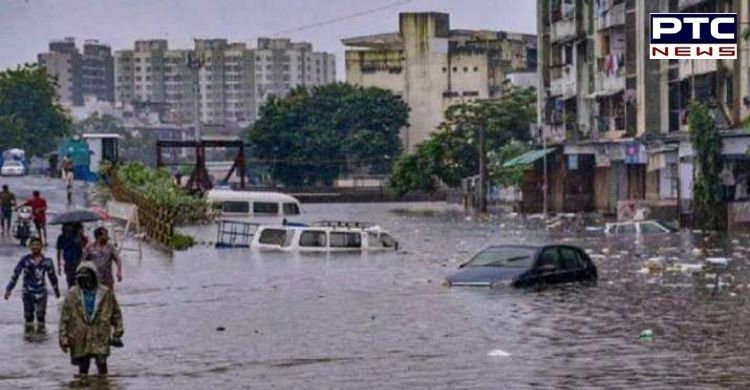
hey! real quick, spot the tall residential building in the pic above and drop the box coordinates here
[115,38,333,127]
[535,0,750,223]
[252,38,336,115]
[343,12,537,152]
[37,37,114,108]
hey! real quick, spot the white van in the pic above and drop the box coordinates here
[206,190,302,221]
[252,222,398,253]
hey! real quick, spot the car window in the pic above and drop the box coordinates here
[299,231,327,247]
[330,232,362,248]
[616,223,636,234]
[640,222,667,234]
[466,247,535,268]
[380,233,397,248]
[258,229,287,245]
[559,247,583,270]
[283,202,300,216]
[253,202,279,215]
[537,248,561,269]
[223,201,249,213]
[367,232,381,248]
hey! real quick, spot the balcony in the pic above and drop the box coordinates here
[551,18,577,43]
[595,2,625,31]
[678,59,717,78]
[549,65,576,99]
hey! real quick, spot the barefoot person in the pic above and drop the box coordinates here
[59,262,124,378]
[4,237,61,333]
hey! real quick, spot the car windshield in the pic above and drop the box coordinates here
[465,247,535,268]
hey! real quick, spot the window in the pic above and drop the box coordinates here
[452,67,457,72]
[537,248,561,269]
[463,67,468,72]
[253,202,279,214]
[559,247,583,270]
[616,224,636,234]
[473,66,479,72]
[299,231,326,247]
[329,232,362,248]
[222,201,249,213]
[462,91,480,97]
[258,229,287,245]
[640,222,667,234]
[283,203,300,215]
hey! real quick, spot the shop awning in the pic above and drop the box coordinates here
[503,148,556,168]
[585,89,624,99]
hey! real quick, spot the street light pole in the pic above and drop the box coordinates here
[478,126,487,213]
[542,127,548,218]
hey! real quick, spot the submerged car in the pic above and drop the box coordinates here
[604,220,677,235]
[445,244,597,288]
[1,160,25,176]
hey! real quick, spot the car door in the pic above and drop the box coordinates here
[558,246,585,284]
[534,247,564,285]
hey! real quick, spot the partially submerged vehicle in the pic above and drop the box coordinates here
[445,244,598,288]
[250,221,398,252]
[206,189,302,222]
[604,220,677,235]
[212,220,399,252]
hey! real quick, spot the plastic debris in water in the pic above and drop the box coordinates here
[706,257,730,267]
[487,349,511,357]
[692,248,703,256]
[640,329,654,340]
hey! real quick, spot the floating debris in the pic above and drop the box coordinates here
[640,329,654,340]
[487,349,511,357]
[705,257,730,267]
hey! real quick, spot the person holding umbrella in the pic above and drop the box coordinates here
[56,223,88,289]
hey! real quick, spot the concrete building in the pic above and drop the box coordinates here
[252,38,336,115]
[343,12,537,151]
[38,38,114,108]
[534,0,750,229]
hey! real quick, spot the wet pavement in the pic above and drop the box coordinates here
[1,176,750,389]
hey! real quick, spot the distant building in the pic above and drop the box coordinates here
[114,38,334,127]
[343,12,537,151]
[37,37,114,108]
[252,38,336,115]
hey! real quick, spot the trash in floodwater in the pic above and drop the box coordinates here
[706,257,730,267]
[487,349,511,357]
[640,329,654,340]
[665,263,703,274]
[602,248,610,255]
[692,248,703,256]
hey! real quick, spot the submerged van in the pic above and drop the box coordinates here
[206,189,302,220]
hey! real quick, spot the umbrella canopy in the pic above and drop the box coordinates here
[49,209,105,225]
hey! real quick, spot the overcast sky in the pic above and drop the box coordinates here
[2,0,536,79]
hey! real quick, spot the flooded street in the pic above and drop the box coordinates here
[2,177,750,388]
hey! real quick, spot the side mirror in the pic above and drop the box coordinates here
[538,264,557,273]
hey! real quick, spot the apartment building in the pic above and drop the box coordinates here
[38,38,114,108]
[535,0,750,227]
[343,12,537,152]
[114,38,333,127]
[252,38,336,115]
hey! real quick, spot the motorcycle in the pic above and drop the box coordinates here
[14,206,33,246]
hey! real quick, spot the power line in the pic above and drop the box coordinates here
[270,0,414,37]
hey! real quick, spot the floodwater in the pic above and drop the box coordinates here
[2,177,750,389]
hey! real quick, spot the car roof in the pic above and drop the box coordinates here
[206,190,300,204]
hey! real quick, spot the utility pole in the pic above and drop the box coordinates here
[478,126,488,213]
[542,126,548,218]
[187,50,203,141]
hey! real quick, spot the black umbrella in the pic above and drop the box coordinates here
[49,209,106,225]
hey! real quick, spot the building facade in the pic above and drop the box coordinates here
[535,0,750,228]
[38,38,114,108]
[114,38,334,128]
[252,38,336,116]
[343,12,537,151]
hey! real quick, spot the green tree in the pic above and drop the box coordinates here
[689,102,723,231]
[246,83,408,186]
[390,86,536,195]
[0,65,71,156]
[490,141,531,187]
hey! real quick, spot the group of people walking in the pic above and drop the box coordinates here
[1,185,49,244]
[3,181,125,379]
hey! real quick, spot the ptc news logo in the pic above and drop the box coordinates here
[650,13,737,59]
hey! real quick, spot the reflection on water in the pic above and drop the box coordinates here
[1,200,750,388]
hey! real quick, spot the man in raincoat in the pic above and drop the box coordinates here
[59,262,124,377]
